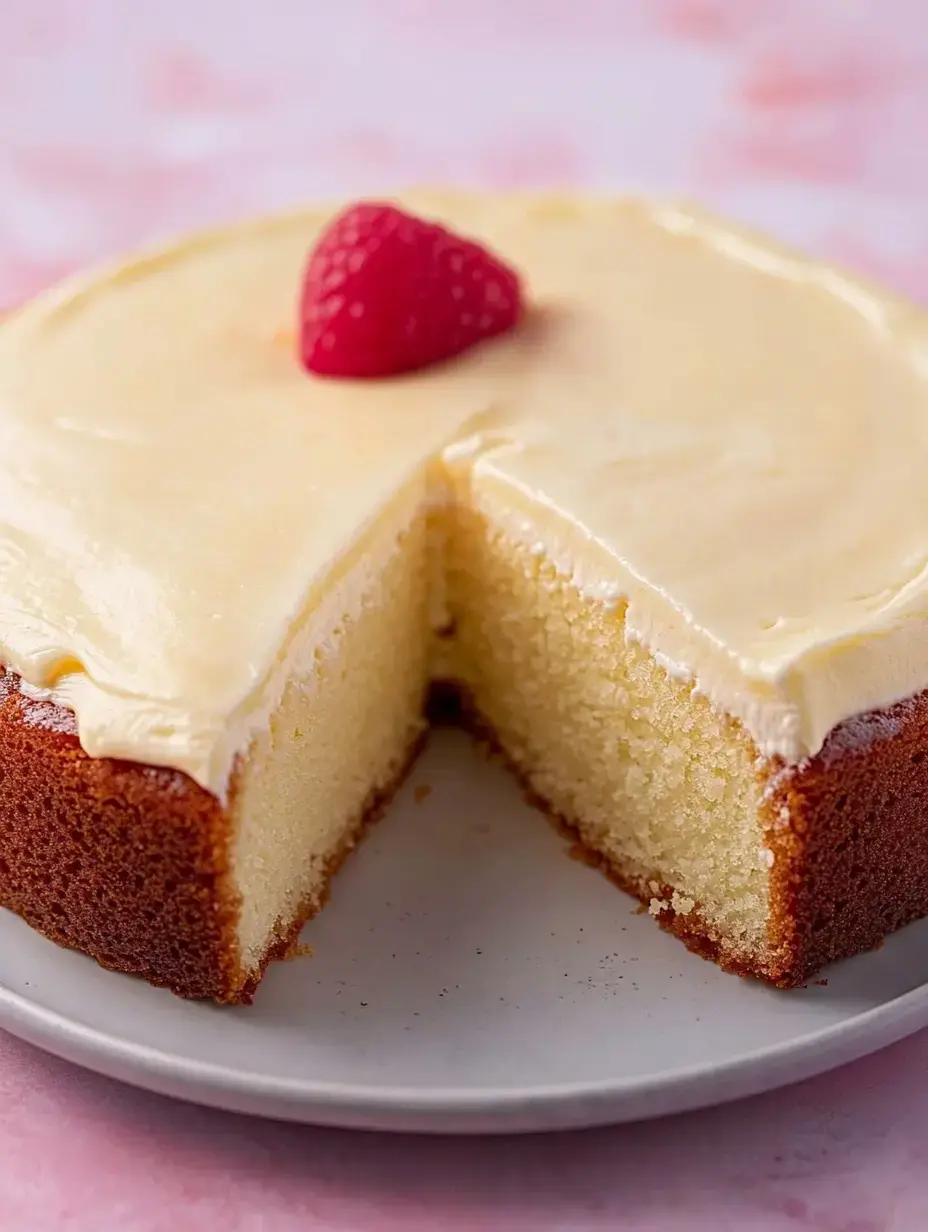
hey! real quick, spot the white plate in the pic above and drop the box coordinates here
[1,728,927,1134]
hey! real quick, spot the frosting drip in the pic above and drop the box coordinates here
[1,193,928,793]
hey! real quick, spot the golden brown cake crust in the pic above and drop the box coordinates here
[763,693,928,986]
[0,668,248,1001]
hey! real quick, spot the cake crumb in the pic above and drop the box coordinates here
[413,783,432,805]
[649,897,669,916]
[670,892,695,916]
[282,941,314,962]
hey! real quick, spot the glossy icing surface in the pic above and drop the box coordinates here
[2,193,928,792]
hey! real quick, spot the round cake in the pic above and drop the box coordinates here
[1,193,927,1002]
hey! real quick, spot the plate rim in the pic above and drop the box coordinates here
[2,966,927,1133]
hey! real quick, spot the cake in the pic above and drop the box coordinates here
[1,192,928,1004]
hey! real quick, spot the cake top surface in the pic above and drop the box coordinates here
[2,192,928,792]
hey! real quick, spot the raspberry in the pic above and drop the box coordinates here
[299,202,523,378]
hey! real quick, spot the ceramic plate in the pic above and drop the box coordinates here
[0,728,927,1134]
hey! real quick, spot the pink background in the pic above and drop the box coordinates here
[2,1,927,1227]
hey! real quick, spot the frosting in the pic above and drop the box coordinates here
[2,192,928,793]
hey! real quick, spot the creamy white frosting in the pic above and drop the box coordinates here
[2,192,928,794]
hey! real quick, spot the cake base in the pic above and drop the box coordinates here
[2,670,928,1002]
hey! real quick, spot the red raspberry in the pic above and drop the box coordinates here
[299,202,523,378]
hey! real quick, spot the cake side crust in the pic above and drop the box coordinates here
[0,668,243,1002]
[764,691,928,985]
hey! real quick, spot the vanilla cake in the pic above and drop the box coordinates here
[1,193,928,1002]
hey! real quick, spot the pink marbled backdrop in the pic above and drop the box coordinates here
[1,1,927,1228]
